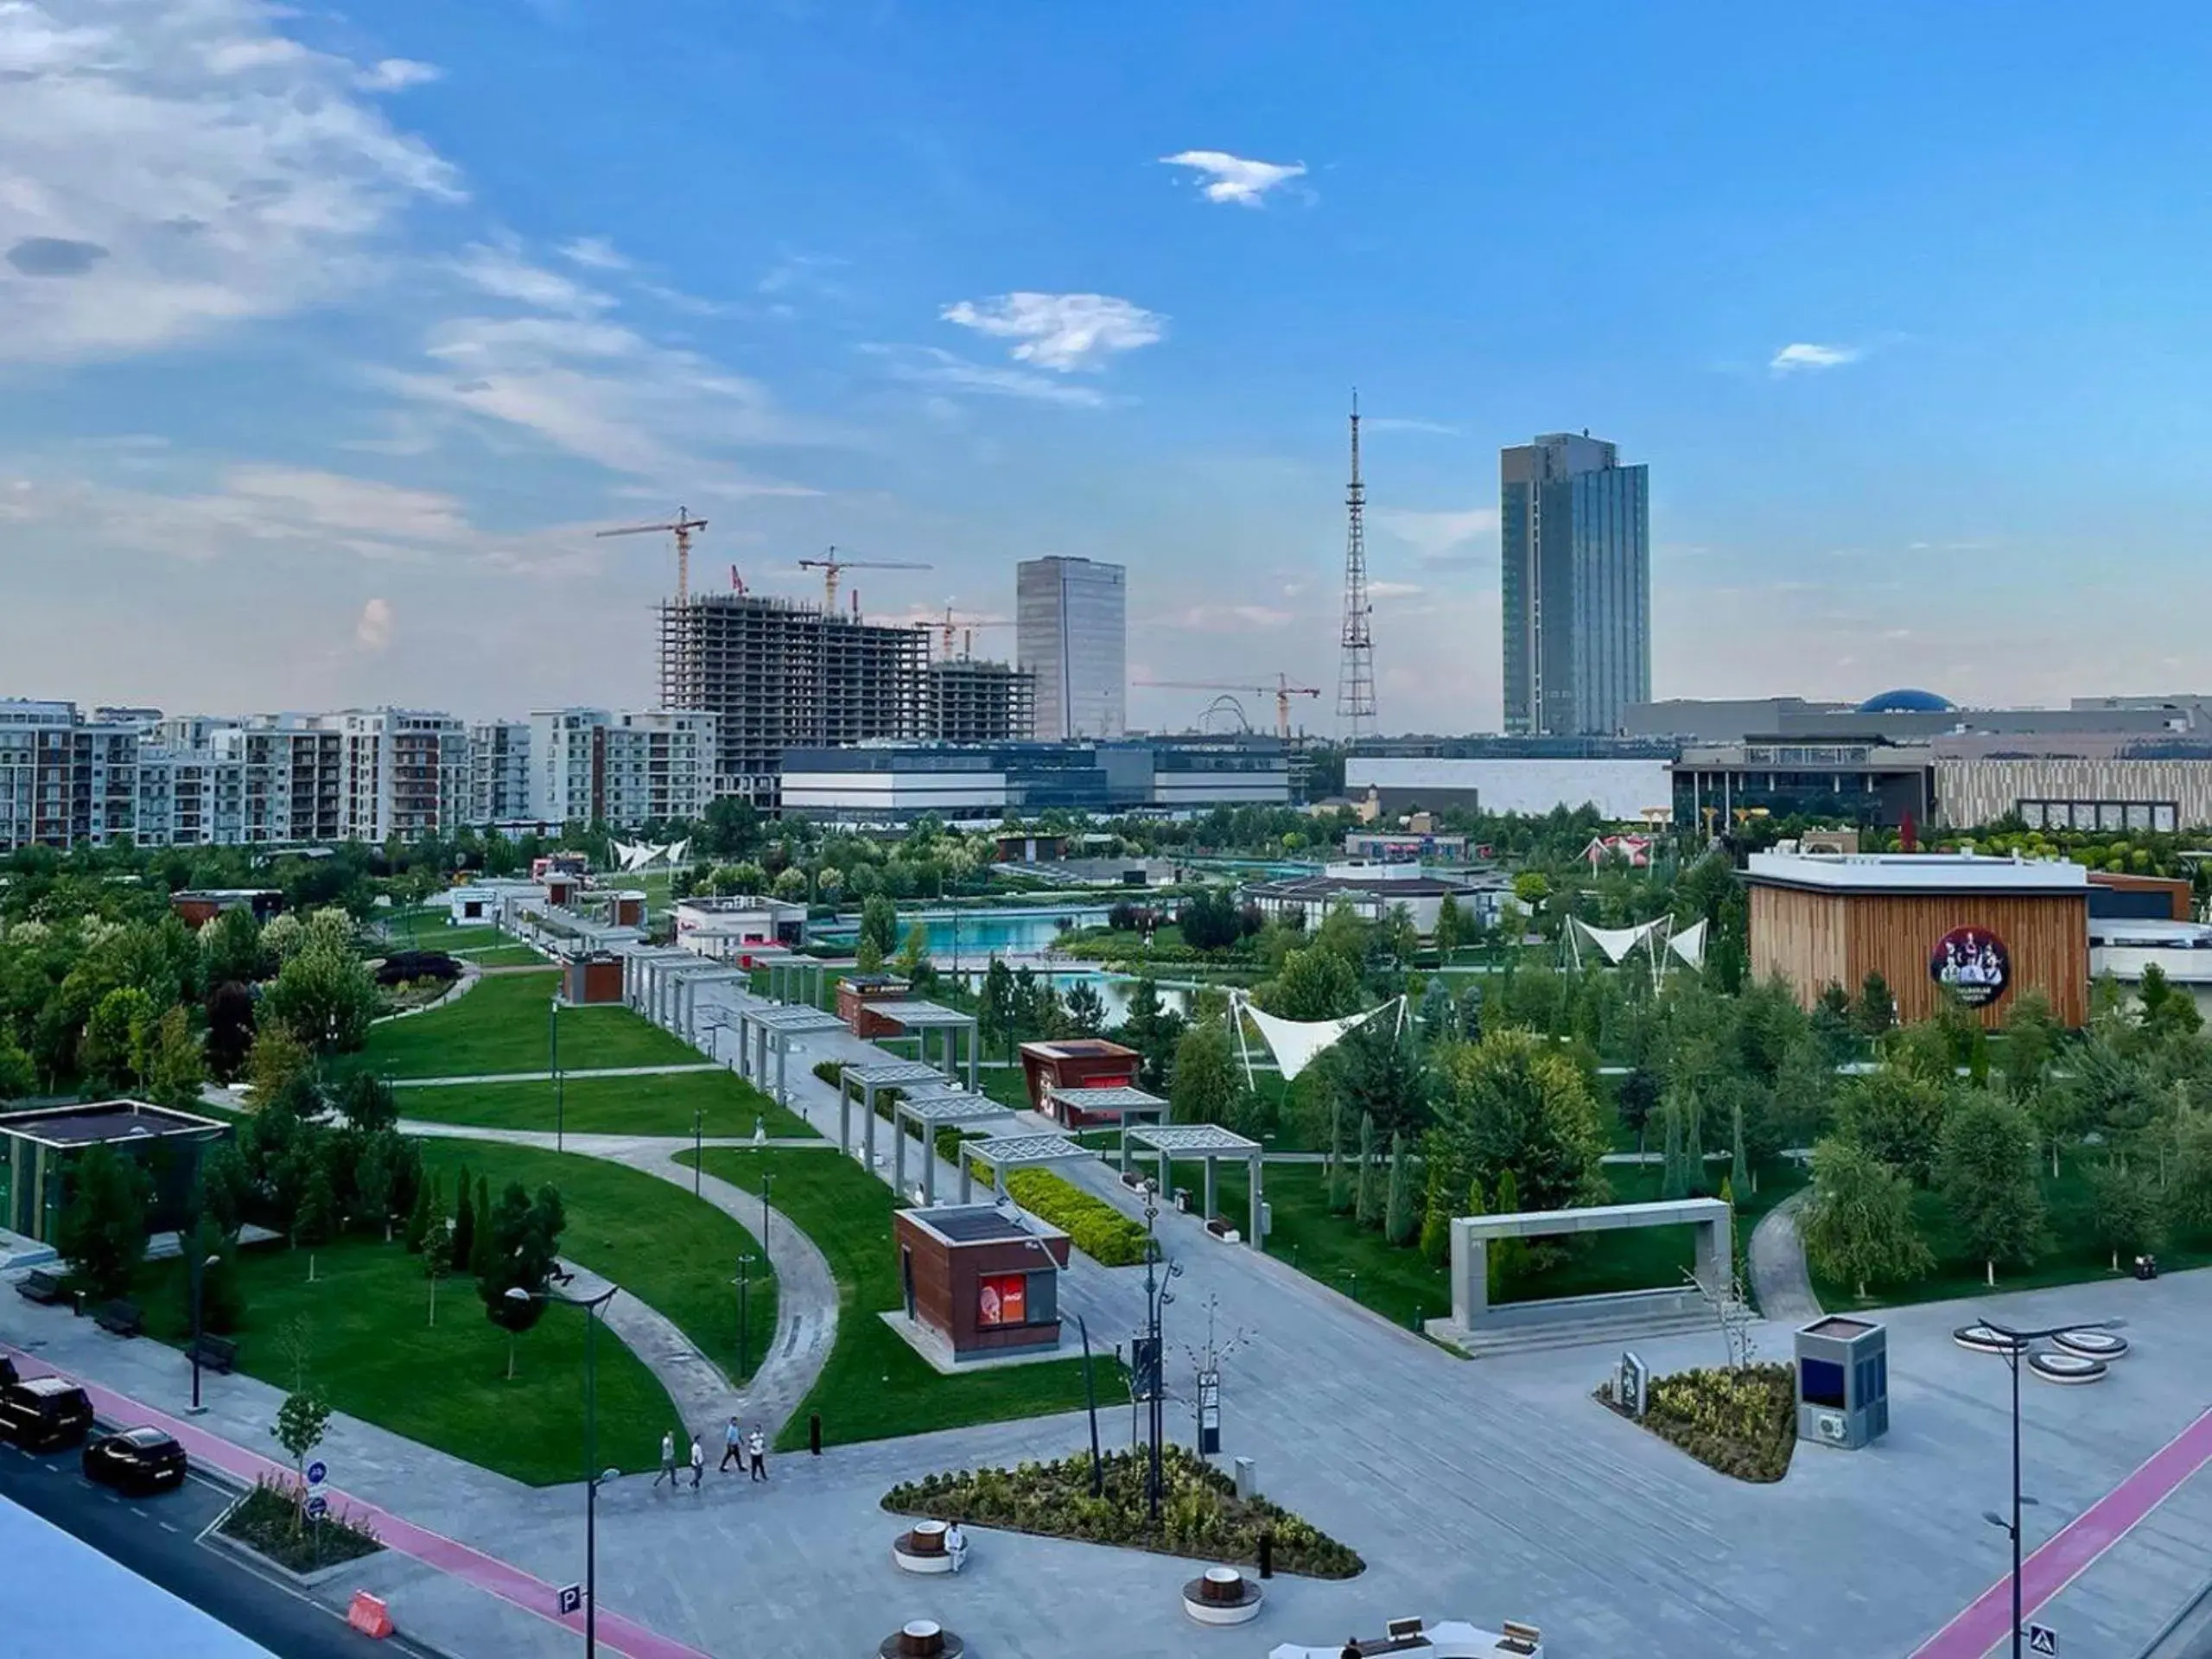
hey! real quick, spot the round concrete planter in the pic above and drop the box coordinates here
[2051,1329,2129,1361]
[879,1618,965,1659]
[1953,1324,2027,1356]
[2029,1351,2109,1385]
[1181,1566,1264,1627]
[893,1522,956,1576]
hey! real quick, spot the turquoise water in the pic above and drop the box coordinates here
[813,905,1110,958]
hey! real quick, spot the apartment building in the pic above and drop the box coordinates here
[469,721,533,825]
[0,700,143,849]
[528,708,717,830]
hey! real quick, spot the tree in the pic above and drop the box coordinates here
[293,1150,339,1248]
[450,1166,476,1272]
[1063,979,1107,1035]
[1325,1096,1351,1213]
[403,1172,435,1253]
[272,1386,331,1528]
[1419,1155,1459,1266]
[2085,1160,2163,1272]
[894,922,932,981]
[263,944,377,1054]
[859,893,899,961]
[200,906,270,988]
[1490,1166,1528,1294]
[180,1216,245,1335]
[1853,970,1897,1038]
[198,1139,250,1241]
[1116,974,1183,1092]
[0,1032,33,1103]
[772,868,809,902]
[355,1132,399,1241]
[1998,990,2063,1102]
[854,934,885,975]
[82,986,156,1090]
[480,1181,568,1379]
[57,1142,149,1302]
[336,1073,397,1135]
[2167,1113,2212,1243]
[470,1174,495,1279]
[1169,1021,1244,1128]
[1433,895,1463,957]
[1616,1067,1662,1153]
[1801,1137,1932,1300]
[1355,1110,1382,1228]
[423,1221,453,1325]
[1179,888,1244,953]
[1383,1132,1416,1246]
[1268,944,1362,1022]
[1331,1018,1432,1140]
[1837,1071,1951,1187]
[1730,1100,1750,1193]
[204,981,257,1082]
[1417,976,1455,1043]
[1936,1092,2045,1283]
[141,1005,205,1109]
[246,1023,313,1107]
[979,959,1017,1059]
[1432,1028,1610,1216]
[1659,1095,1690,1201]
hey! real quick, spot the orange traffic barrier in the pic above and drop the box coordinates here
[346,1592,394,1638]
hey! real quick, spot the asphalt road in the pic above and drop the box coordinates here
[0,1436,440,1659]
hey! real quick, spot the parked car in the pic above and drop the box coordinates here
[82,1427,188,1495]
[0,1376,94,1451]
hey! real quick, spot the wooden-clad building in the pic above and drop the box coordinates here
[1745,852,2090,1027]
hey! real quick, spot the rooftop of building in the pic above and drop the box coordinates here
[0,1100,228,1147]
[1744,850,2091,895]
[897,1202,1067,1248]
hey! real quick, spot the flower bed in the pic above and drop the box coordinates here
[884,1447,1363,1579]
[1597,1363,1797,1483]
[1003,1168,1147,1266]
[219,1476,383,1573]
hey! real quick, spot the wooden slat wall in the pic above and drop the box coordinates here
[1749,881,2088,1027]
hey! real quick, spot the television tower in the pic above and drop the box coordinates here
[1335,391,1378,739]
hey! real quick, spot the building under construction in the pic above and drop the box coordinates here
[927,659,1036,745]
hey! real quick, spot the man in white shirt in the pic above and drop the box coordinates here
[652,1429,677,1489]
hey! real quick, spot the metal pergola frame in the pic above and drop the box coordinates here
[892,1091,1017,1205]
[836,1059,949,1165]
[741,947,830,1010]
[733,1004,846,1113]
[665,963,750,1049]
[622,948,697,1027]
[1044,1084,1168,1129]
[1125,1123,1263,1249]
[962,1132,1091,1202]
[865,1001,980,1092]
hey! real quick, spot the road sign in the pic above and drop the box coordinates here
[1130,1336,1162,1402]
[556,1585,584,1618]
[305,1494,328,1521]
[1197,1370,1222,1456]
[2027,1625,2057,1656]
[305,1459,327,1487]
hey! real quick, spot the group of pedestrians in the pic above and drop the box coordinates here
[652,1417,768,1492]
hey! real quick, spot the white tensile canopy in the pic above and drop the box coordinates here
[1668,917,1707,970]
[1230,993,1407,1084]
[1569,917,1665,964]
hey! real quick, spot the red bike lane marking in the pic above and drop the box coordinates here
[1910,1403,2212,1658]
[3,1343,712,1659]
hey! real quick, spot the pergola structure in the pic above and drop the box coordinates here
[892,1090,1018,1205]
[621,947,696,1027]
[836,1059,948,1165]
[1043,1084,1168,1130]
[667,963,750,1048]
[734,1003,847,1111]
[1124,1124,1263,1249]
[747,946,831,1009]
[963,1132,1090,1203]
[865,1001,980,1091]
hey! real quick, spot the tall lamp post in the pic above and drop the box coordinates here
[692,1107,705,1198]
[1978,1316,2124,1659]
[734,1254,754,1376]
[759,1172,775,1272]
[186,1247,223,1414]
[1138,1181,1181,1523]
[507,1282,620,1659]
[549,995,564,1153]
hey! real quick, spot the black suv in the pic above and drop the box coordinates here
[0,1375,95,1450]
[83,1427,188,1494]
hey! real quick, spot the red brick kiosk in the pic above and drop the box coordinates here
[892,1205,1071,1363]
[1020,1038,1143,1126]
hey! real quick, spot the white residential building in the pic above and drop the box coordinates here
[468,721,533,825]
[529,708,718,830]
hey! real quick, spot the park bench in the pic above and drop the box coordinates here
[15,1269,65,1306]
[187,1333,239,1375]
[1204,1217,1242,1243]
[93,1300,143,1338]
[1498,1621,1543,1656]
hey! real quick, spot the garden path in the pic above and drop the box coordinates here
[1746,1188,1821,1324]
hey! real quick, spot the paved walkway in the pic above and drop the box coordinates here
[1747,1189,1822,1324]
[393,1064,724,1089]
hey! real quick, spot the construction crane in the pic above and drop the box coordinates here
[797,546,932,613]
[1133,674,1323,740]
[596,507,708,605]
[913,605,1010,660]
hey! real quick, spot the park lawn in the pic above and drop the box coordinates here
[686,1147,1124,1452]
[135,1233,678,1487]
[360,970,698,1078]
[397,1069,817,1141]
[416,1139,779,1388]
[1811,1163,2212,1313]
[394,924,507,954]
[452,944,547,968]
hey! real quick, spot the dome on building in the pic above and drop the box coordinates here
[1856,688,1953,715]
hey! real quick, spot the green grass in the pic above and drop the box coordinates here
[393,924,508,954]
[397,1069,817,1141]
[452,944,547,968]
[1810,1163,2212,1313]
[137,1233,678,1487]
[415,1140,779,1388]
[360,970,698,1078]
[687,1147,1124,1451]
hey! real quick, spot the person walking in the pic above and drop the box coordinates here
[719,1415,744,1473]
[652,1428,677,1490]
[689,1433,706,1491]
[747,1425,767,1482]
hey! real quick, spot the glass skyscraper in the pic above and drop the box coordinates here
[1017,556,1126,740]
[1501,432,1649,737]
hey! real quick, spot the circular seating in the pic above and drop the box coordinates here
[1181,1566,1265,1627]
[2028,1351,2109,1385]
[892,1520,955,1575]
[2051,1329,2130,1361]
[879,1618,966,1659]
[1953,1324,2027,1355]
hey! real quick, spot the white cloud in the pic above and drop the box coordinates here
[861,344,1110,409]
[1164,603,1295,630]
[1363,416,1459,437]
[358,58,442,92]
[0,0,461,364]
[454,245,612,315]
[940,293,1164,372]
[558,236,630,271]
[1770,341,1861,373]
[1160,150,1308,207]
[355,597,394,652]
[1369,581,1426,600]
[1375,506,1499,565]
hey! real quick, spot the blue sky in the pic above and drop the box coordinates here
[6,1,2211,730]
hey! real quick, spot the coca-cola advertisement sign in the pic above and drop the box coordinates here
[1930,925,2011,1008]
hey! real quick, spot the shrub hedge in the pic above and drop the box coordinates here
[1598,1361,1796,1483]
[1004,1168,1148,1266]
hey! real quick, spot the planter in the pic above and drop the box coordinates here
[2050,1330,2129,1361]
[2028,1351,2109,1385]
[1181,1566,1264,1627]
[892,1520,955,1575]
[1952,1324,2027,1356]
[878,1619,965,1659]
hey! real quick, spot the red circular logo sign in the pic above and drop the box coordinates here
[1930,926,2011,1007]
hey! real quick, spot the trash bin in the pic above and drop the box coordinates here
[1173,1188,1190,1213]
[1233,1457,1257,1501]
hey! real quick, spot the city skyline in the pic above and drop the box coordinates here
[9,3,2212,728]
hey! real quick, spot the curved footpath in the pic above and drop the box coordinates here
[398,1121,841,1440]
[1746,1188,1822,1325]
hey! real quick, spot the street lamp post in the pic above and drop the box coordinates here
[550,995,564,1153]
[692,1108,704,1198]
[187,1248,222,1414]
[735,1254,754,1376]
[760,1172,774,1272]
[507,1282,620,1659]
[1138,1182,1181,1524]
[1979,1316,2124,1658]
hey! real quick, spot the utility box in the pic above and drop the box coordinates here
[1795,1316,1889,1450]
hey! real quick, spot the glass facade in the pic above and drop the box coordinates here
[1017,557,1126,741]
[1501,435,1649,737]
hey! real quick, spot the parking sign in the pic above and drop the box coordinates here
[557,1585,584,1618]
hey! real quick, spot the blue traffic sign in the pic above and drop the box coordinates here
[305,1494,328,1521]
[305,1459,327,1486]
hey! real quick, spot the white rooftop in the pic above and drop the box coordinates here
[1745,851,2089,893]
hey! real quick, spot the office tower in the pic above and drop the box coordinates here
[1016,556,1126,741]
[1501,432,1649,737]
[657,593,928,808]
